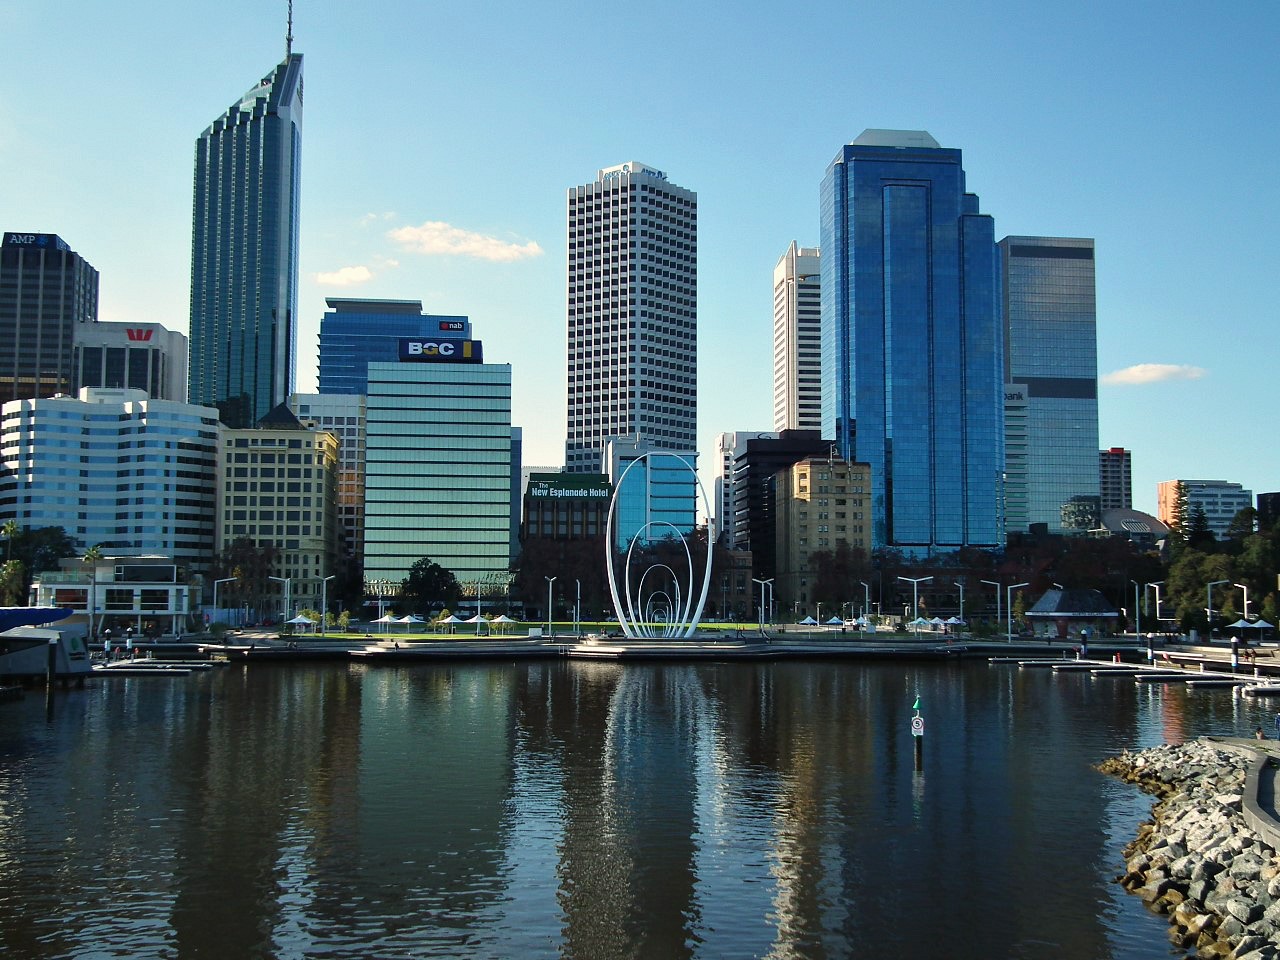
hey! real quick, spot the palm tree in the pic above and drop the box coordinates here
[82,545,104,640]
[2,520,19,563]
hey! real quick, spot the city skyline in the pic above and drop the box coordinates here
[3,1,1276,514]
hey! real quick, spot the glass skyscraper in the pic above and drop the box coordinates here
[317,298,470,396]
[0,232,99,405]
[820,130,1004,552]
[1000,236,1100,534]
[189,52,303,428]
[566,163,697,473]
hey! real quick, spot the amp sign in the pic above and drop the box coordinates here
[398,338,484,364]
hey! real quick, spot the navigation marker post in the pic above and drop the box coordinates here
[911,695,924,771]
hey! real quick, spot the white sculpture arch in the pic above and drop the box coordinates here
[604,452,714,639]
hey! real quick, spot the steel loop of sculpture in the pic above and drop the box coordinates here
[604,452,713,639]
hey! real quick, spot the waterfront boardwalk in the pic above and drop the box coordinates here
[162,629,1280,680]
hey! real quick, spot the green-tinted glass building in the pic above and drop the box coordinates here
[189,53,303,428]
[363,357,514,585]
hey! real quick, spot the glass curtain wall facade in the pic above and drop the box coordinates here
[606,438,697,551]
[317,299,470,396]
[0,233,99,404]
[189,54,303,428]
[820,130,1004,552]
[772,242,822,432]
[363,362,513,584]
[566,163,697,473]
[1000,237,1099,534]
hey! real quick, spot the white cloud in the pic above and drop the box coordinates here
[359,212,396,226]
[315,265,374,287]
[1101,363,1207,385]
[388,221,543,262]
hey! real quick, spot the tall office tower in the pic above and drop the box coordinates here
[75,321,187,401]
[1000,236,1100,534]
[189,49,303,428]
[318,298,471,395]
[1099,447,1132,511]
[1157,479,1253,540]
[0,232,99,404]
[821,130,1004,552]
[772,243,822,432]
[0,388,218,574]
[364,333,513,584]
[565,162,697,473]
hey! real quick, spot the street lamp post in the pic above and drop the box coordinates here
[545,576,557,637]
[1234,582,1251,621]
[575,579,581,637]
[897,576,933,634]
[319,575,335,636]
[751,578,773,631]
[1146,581,1166,625]
[860,580,870,621]
[1007,582,1030,642]
[1130,580,1142,637]
[1207,580,1230,638]
[980,579,1002,632]
[953,580,965,624]
[212,577,238,629]
[268,576,291,626]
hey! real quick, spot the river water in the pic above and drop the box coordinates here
[0,659,1270,959]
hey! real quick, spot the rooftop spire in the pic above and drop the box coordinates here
[286,0,294,57]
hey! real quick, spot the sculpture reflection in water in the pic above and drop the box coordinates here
[604,451,713,639]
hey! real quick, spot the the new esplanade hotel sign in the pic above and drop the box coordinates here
[398,337,484,363]
[528,474,612,500]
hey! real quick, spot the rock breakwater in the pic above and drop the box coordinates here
[1100,739,1280,958]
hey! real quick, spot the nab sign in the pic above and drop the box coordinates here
[399,338,484,364]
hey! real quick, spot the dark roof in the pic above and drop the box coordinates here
[1026,588,1120,619]
[256,403,306,430]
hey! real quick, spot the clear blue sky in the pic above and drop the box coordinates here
[3,0,1277,516]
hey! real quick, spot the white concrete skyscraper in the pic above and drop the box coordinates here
[772,242,821,432]
[565,162,697,472]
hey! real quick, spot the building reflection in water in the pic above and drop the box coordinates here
[0,660,1268,958]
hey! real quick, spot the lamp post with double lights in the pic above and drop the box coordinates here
[752,578,773,631]
[980,579,1002,632]
[897,576,932,635]
[268,576,291,626]
[1235,582,1252,622]
[1007,582,1030,641]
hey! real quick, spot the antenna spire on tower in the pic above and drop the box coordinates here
[286,0,294,57]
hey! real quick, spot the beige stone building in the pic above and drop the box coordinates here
[217,405,340,621]
[775,457,871,615]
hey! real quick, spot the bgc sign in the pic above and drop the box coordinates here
[398,338,484,364]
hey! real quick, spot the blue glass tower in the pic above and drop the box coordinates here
[1000,237,1099,534]
[317,299,470,396]
[189,52,303,428]
[820,130,1004,552]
